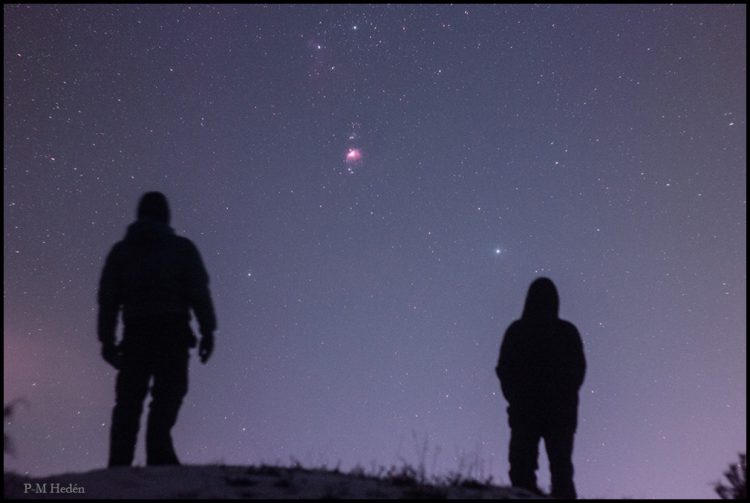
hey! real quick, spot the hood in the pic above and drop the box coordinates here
[521,277,559,320]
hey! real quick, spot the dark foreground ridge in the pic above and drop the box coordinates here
[5,464,547,499]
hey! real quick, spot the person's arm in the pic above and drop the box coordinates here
[572,326,586,390]
[496,325,519,402]
[97,245,123,368]
[184,240,217,363]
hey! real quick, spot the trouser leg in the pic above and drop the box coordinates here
[544,427,577,499]
[146,352,189,465]
[508,425,542,494]
[109,363,150,467]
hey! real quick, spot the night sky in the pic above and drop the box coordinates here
[3,4,746,499]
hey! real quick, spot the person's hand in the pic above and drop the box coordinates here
[199,334,214,364]
[101,342,122,369]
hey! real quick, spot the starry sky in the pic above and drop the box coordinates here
[3,4,746,499]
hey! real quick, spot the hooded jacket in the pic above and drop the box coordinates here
[97,219,217,346]
[496,278,586,426]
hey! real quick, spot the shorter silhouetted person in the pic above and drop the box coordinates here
[496,277,586,498]
[98,192,217,467]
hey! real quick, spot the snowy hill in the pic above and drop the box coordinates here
[4,464,544,499]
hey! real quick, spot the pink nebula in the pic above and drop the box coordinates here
[345,148,362,163]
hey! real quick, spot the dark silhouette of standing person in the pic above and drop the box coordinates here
[98,191,217,467]
[495,277,586,498]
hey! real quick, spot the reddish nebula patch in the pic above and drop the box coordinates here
[345,148,362,163]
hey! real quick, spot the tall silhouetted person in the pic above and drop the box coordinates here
[496,278,585,498]
[98,192,217,467]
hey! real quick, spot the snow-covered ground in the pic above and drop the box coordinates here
[4,464,544,499]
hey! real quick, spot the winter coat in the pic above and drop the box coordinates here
[495,278,586,429]
[496,318,585,428]
[97,219,217,346]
